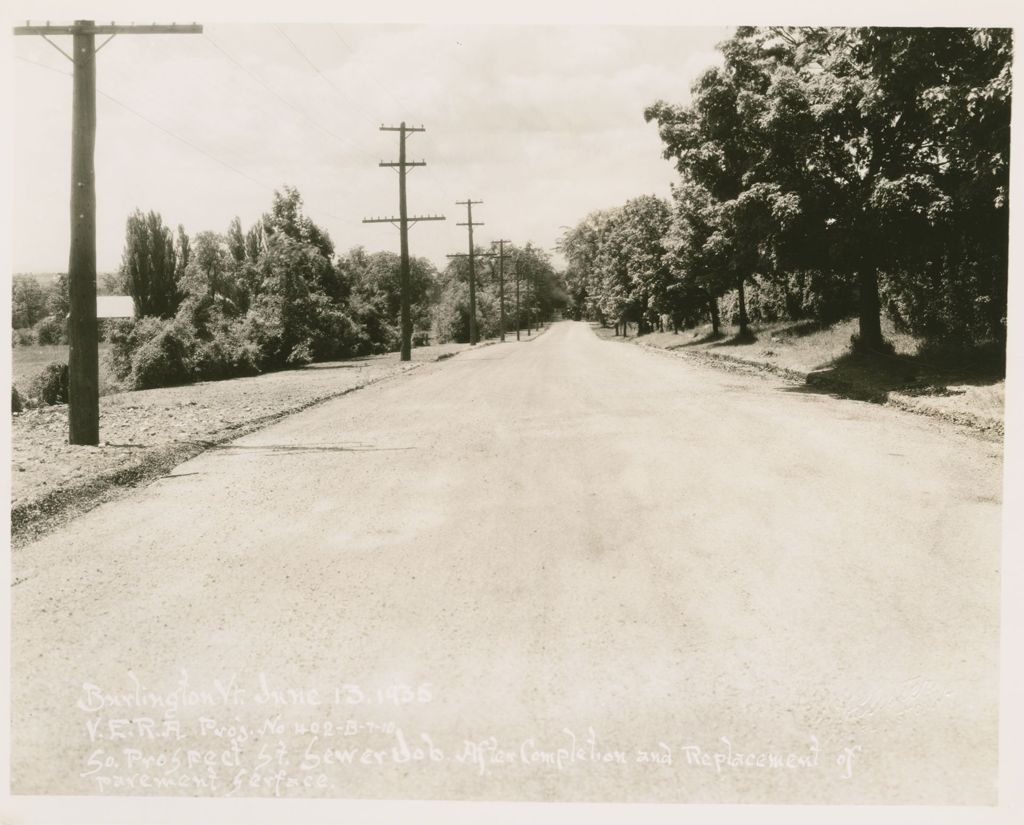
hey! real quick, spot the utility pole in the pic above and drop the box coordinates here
[14,20,202,445]
[447,199,485,344]
[526,261,534,336]
[514,253,522,341]
[363,123,444,361]
[492,239,511,342]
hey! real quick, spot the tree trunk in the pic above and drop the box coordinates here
[708,292,720,335]
[614,322,619,336]
[622,319,628,338]
[737,277,749,335]
[857,268,884,351]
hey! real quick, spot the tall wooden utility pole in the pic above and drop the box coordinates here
[363,123,444,361]
[449,199,484,345]
[14,20,202,445]
[491,239,511,343]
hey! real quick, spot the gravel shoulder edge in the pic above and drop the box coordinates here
[11,348,461,549]
[10,327,547,548]
[630,339,1004,442]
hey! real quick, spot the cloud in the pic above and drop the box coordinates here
[11,23,728,272]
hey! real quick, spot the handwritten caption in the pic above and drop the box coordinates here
[76,671,864,795]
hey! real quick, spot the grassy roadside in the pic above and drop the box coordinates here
[9,340,499,548]
[594,319,1004,439]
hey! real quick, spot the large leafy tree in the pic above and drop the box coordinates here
[558,209,617,323]
[648,26,1010,349]
[645,38,783,336]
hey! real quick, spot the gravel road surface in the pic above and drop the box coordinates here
[10,321,1002,804]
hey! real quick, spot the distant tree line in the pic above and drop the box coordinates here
[433,242,566,343]
[101,186,564,390]
[562,27,1010,355]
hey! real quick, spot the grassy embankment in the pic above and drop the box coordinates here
[596,317,1004,437]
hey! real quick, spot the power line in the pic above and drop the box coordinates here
[329,24,408,113]
[272,24,383,144]
[272,24,415,166]
[328,24,458,209]
[16,53,344,220]
[202,32,363,155]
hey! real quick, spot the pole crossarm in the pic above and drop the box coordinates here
[363,215,444,225]
[14,19,202,445]
[365,120,442,359]
[15,23,202,35]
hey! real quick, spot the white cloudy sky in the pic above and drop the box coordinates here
[10,21,729,273]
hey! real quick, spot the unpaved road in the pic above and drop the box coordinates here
[10,321,1003,804]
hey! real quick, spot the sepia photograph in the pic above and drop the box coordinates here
[3,1,1021,823]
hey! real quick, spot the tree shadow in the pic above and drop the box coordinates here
[670,330,726,349]
[709,329,758,348]
[782,344,1004,405]
[769,319,824,339]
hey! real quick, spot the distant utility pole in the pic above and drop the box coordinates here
[514,253,522,341]
[446,199,485,345]
[14,19,202,446]
[363,122,445,361]
[492,239,511,342]
[526,259,534,336]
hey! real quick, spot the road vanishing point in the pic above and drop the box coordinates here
[10,321,1002,804]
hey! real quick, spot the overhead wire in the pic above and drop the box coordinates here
[202,32,369,158]
[14,53,345,221]
[273,23,457,238]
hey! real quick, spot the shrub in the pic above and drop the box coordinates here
[12,328,34,347]
[34,315,67,346]
[30,362,69,405]
[286,340,314,367]
[129,323,194,389]
[191,323,261,382]
[12,386,24,413]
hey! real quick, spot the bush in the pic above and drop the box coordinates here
[30,362,69,405]
[191,322,261,382]
[286,339,314,368]
[12,386,24,413]
[12,328,34,347]
[34,315,67,346]
[130,323,195,389]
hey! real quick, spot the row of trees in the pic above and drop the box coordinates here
[12,273,71,345]
[106,186,563,390]
[563,27,1010,352]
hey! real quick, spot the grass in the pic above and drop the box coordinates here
[595,317,1005,434]
[11,343,116,397]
